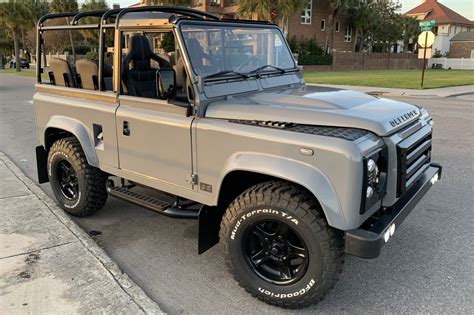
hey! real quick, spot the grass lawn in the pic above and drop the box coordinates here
[304,69,474,89]
[0,68,48,81]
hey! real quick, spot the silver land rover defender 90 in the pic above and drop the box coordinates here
[34,7,442,308]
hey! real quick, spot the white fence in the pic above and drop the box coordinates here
[428,57,474,70]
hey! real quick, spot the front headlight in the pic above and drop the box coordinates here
[361,148,388,214]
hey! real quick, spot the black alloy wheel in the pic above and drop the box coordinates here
[47,137,108,216]
[56,160,79,200]
[243,220,309,285]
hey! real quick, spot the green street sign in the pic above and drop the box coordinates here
[419,20,436,27]
[420,25,432,31]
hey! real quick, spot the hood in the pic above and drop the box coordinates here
[205,89,421,136]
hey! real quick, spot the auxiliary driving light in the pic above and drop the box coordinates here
[383,223,396,243]
[430,173,439,185]
[389,223,396,236]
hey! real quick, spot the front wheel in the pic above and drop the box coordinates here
[220,181,344,309]
[47,137,108,217]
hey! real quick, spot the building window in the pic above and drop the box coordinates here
[321,19,326,31]
[335,21,340,32]
[344,25,352,42]
[301,0,312,24]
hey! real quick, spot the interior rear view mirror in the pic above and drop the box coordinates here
[156,68,176,100]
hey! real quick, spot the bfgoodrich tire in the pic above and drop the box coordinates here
[47,137,108,217]
[220,181,344,309]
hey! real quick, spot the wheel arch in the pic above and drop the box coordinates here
[215,153,347,230]
[44,116,99,167]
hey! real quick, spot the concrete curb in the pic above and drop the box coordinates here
[0,152,165,315]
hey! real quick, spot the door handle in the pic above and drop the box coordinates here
[123,121,130,136]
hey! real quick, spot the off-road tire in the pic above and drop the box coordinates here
[47,137,108,216]
[220,181,344,309]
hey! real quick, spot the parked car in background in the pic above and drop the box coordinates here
[10,58,30,69]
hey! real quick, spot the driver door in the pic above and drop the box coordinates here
[116,95,194,191]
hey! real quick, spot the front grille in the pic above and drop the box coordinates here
[397,125,432,196]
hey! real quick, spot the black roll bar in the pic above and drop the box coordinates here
[114,6,219,28]
[71,9,110,25]
[37,6,220,85]
[37,12,77,28]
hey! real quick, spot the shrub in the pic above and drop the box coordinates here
[64,44,91,55]
[298,54,333,65]
[85,51,99,61]
[287,36,332,65]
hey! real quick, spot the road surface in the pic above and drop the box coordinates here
[1,73,473,314]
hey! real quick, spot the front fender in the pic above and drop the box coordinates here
[45,116,99,167]
[217,152,347,230]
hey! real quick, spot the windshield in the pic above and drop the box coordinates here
[180,24,296,78]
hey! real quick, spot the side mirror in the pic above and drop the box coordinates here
[156,68,176,100]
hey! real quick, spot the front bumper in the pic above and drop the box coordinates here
[345,163,442,259]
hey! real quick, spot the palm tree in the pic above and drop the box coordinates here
[348,0,375,52]
[401,16,420,52]
[0,0,32,72]
[238,0,306,32]
[324,0,354,54]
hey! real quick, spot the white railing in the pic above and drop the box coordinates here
[428,57,474,70]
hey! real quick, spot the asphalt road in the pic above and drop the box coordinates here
[1,73,473,314]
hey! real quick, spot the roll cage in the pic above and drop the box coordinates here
[36,6,273,91]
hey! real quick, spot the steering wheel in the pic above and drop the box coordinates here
[237,55,262,72]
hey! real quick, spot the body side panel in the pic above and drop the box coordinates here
[33,85,119,168]
[194,118,383,230]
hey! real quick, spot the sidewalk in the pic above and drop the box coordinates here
[0,152,163,314]
[306,83,474,98]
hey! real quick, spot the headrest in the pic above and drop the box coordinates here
[128,35,154,70]
[186,38,203,55]
[49,58,75,87]
[76,59,98,90]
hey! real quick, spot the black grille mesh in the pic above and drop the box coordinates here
[229,120,368,141]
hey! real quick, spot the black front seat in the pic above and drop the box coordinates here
[122,35,171,98]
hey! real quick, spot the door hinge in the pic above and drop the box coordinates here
[187,173,198,186]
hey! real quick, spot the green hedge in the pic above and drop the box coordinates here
[298,54,333,65]
[287,36,332,65]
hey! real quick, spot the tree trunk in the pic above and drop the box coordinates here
[324,8,339,54]
[353,27,358,52]
[13,29,21,72]
[21,26,26,50]
[66,17,77,64]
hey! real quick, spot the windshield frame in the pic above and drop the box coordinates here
[176,20,298,80]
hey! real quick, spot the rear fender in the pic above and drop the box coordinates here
[44,116,99,167]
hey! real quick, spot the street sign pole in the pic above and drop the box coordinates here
[421,34,428,88]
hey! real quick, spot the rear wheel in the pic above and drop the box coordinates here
[220,181,344,309]
[47,137,108,216]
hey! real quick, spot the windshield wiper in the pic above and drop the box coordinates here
[204,70,249,80]
[248,65,287,75]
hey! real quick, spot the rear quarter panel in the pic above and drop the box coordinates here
[33,84,119,169]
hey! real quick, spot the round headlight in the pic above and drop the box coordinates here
[366,186,374,198]
[367,159,376,172]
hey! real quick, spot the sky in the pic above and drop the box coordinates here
[84,0,474,20]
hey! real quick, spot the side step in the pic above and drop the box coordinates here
[107,186,199,219]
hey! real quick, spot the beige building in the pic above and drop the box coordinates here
[404,0,474,55]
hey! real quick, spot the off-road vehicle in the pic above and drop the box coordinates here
[34,7,442,309]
